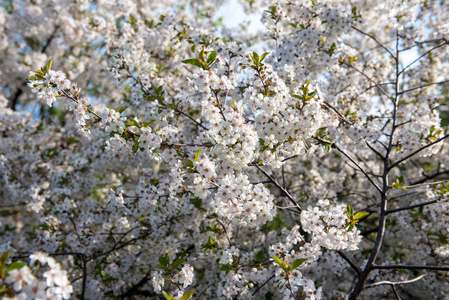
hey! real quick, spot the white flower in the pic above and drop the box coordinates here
[173,264,194,288]
[152,270,164,293]
[30,252,49,266]
[5,266,36,292]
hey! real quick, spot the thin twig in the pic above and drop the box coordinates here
[337,251,361,275]
[389,133,449,170]
[351,26,395,59]
[398,79,449,95]
[342,62,394,101]
[386,197,448,215]
[391,285,401,300]
[314,136,383,194]
[253,164,302,213]
[398,42,448,75]
[365,274,428,289]
[373,265,449,271]
[252,275,275,296]
[401,179,449,190]
[365,141,385,160]
[323,101,354,125]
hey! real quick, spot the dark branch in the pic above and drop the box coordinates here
[386,197,447,215]
[351,26,395,60]
[337,251,362,275]
[389,133,449,170]
[373,265,449,271]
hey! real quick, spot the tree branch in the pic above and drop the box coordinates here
[389,133,449,170]
[253,164,302,213]
[373,265,449,271]
[386,197,448,215]
[398,42,448,75]
[351,26,395,60]
[314,136,383,194]
[365,274,428,289]
[337,251,361,275]
[342,62,394,101]
[398,79,449,95]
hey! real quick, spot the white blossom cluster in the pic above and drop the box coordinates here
[301,202,362,251]
[1,0,449,299]
[211,174,277,226]
[4,252,72,300]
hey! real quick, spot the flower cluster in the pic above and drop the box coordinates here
[1,0,449,299]
[4,252,73,300]
[301,202,362,251]
[172,264,195,288]
[211,174,277,226]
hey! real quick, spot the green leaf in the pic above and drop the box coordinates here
[392,177,407,190]
[354,211,370,220]
[45,57,53,73]
[271,256,287,271]
[7,262,25,271]
[0,251,11,268]
[182,58,204,69]
[155,264,168,270]
[34,69,45,75]
[252,51,259,64]
[118,106,129,114]
[180,159,194,169]
[289,258,307,271]
[180,289,196,300]
[159,256,169,267]
[207,51,217,65]
[172,258,185,270]
[219,264,232,273]
[259,52,270,63]
[143,120,156,127]
[28,74,44,81]
[163,291,176,300]
[255,250,264,261]
[126,120,141,128]
[199,47,205,62]
[195,148,202,162]
[347,204,354,218]
[265,291,273,300]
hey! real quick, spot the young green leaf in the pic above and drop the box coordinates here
[195,148,202,162]
[354,211,370,220]
[252,51,259,64]
[118,106,129,114]
[45,57,54,73]
[163,291,176,300]
[182,58,204,69]
[180,289,196,300]
[159,256,169,267]
[347,204,354,218]
[7,262,25,271]
[207,51,217,65]
[259,52,270,63]
[172,258,185,270]
[199,47,205,62]
[28,74,44,81]
[271,256,287,271]
[289,258,307,271]
[1,251,11,266]
[180,159,194,169]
